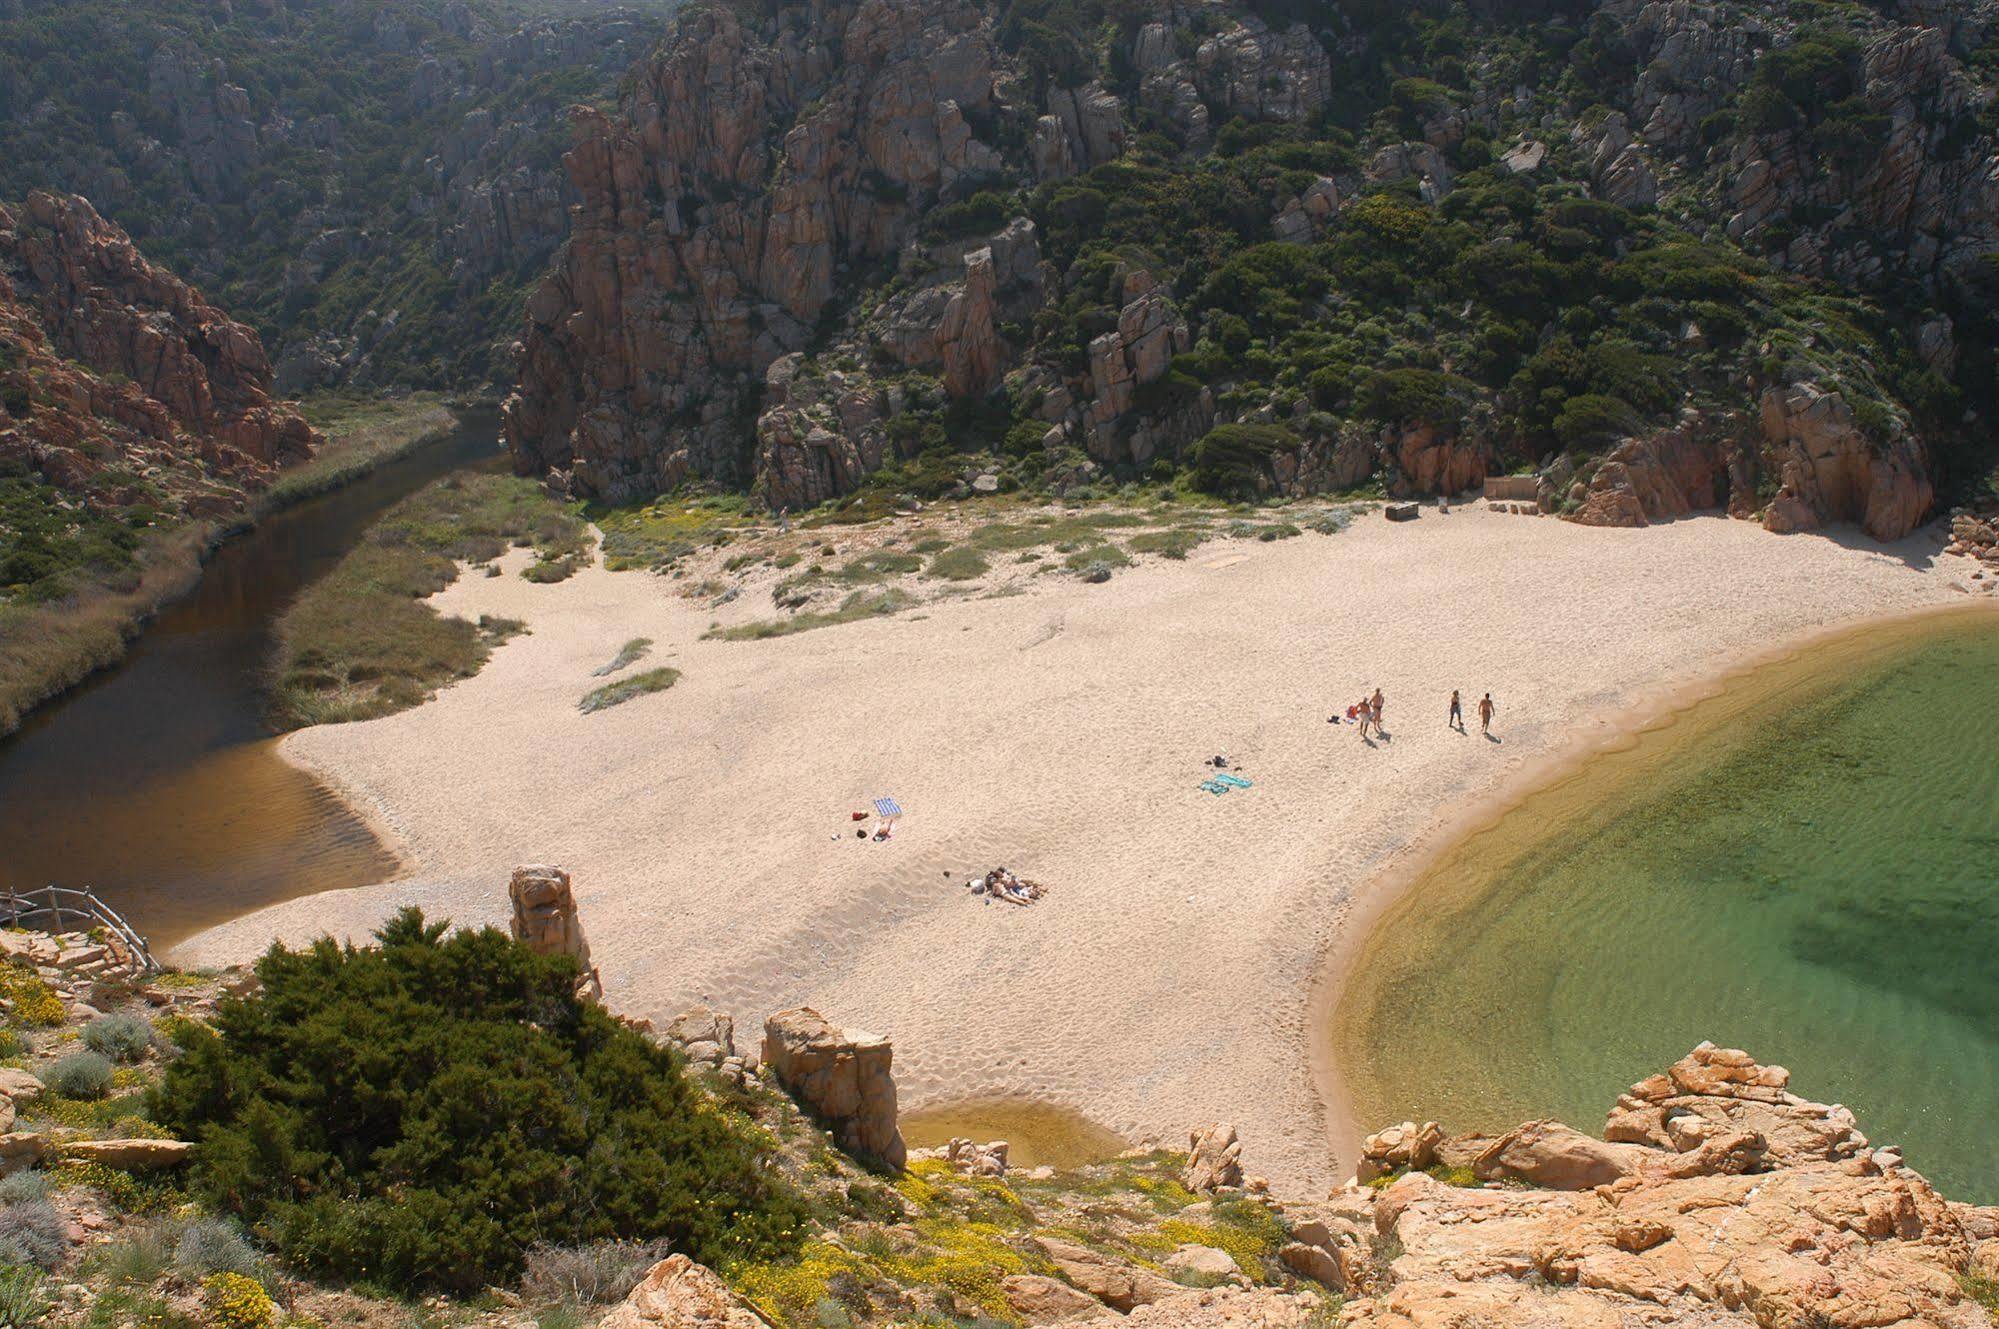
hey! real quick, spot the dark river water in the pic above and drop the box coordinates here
[0,413,499,954]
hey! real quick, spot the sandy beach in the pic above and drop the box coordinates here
[178,503,1977,1190]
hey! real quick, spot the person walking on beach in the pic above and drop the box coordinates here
[1478,691,1496,736]
[1449,689,1463,731]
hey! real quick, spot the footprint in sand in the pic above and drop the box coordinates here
[1020,612,1065,652]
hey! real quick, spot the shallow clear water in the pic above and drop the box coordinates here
[901,1099,1129,1169]
[0,415,500,952]
[1335,609,1999,1201]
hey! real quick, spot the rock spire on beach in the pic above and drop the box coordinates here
[762,1007,906,1170]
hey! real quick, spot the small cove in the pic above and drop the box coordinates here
[0,413,501,953]
[1332,606,1999,1202]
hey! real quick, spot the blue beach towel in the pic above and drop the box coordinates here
[1216,774,1253,789]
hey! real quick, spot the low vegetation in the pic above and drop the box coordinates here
[593,636,654,676]
[266,471,588,729]
[579,666,681,714]
[710,588,916,641]
[258,393,457,509]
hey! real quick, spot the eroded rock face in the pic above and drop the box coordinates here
[1759,381,1933,541]
[1567,413,1744,527]
[1339,1044,1999,1328]
[504,0,1007,503]
[601,1255,774,1329]
[1185,1123,1244,1194]
[762,1007,905,1169]
[0,191,318,517]
[507,865,600,995]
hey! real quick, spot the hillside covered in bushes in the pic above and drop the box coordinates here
[0,0,680,390]
[505,0,1999,539]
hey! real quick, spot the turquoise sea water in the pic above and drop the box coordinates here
[1335,610,1999,1201]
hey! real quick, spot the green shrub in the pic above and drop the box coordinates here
[151,909,808,1294]
[82,1013,155,1064]
[924,547,991,581]
[0,1266,48,1329]
[1189,424,1296,498]
[44,1052,114,1100]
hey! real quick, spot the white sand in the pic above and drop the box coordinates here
[179,506,1977,1189]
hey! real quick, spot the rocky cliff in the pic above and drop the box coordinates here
[505,0,1996,538]
[0,0,678,390]
[0,191,317,535]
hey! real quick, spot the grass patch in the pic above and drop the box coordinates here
[579,667,681,714]
[263,394,457,509]
[593,638,653,676]
[924,547,991,581]
[592,495,756,571]
[1062,544,1132,572]
[1960,1270,1999,1324]
[1128,527,1210,559]
[708,589,913,641]
[835,550,922,582]
[267,473,586,729]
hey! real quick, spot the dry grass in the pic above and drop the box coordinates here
[261,394,457,511]
[0,523,212,737]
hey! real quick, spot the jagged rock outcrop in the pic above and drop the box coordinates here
[1759,381,1933,541]
[1706,18,1999,289]
[762,1007,906,1169]
[1583,111,1660,209]
[1342,1044,1999,1328]
[507,864,601,996]
[504,0,1008,502]
[1382,423,1490,497]
[1567,412,1746,527]
[1184,1123,1244,1194]
[1191,18,1333,125]
[1037,83,1127,181]
[0,191,317,522]
[1083,270,1194,465]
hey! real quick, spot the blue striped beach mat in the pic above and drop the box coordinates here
[873,797,904,818]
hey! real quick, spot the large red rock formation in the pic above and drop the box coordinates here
[503,0,1009,504]
[0,191,317,519]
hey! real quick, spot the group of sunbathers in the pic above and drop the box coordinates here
[1333,687,1497,738]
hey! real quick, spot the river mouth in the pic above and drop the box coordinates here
[0,413,501,954]
[1330,605,1999,1202]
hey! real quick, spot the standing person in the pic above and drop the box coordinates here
[1449,689,1463,731]
[1356,695,1373,739]
[1479,692,1496,736]
[1371,687,1385,735]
